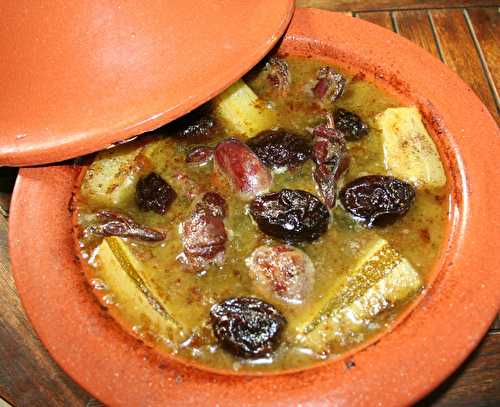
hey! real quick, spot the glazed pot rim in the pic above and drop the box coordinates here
[8,9,500,406]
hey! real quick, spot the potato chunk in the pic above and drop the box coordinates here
[376,107,446,188]
[213,79,276,138]
[80,145,146,207]
[293,238,422,352]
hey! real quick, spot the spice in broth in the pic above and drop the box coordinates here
[74,56,449,372]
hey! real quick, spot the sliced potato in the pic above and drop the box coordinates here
[292,238,422,352]
[96,237,185,340]
[376,107,446,188]
[213,79,276,138]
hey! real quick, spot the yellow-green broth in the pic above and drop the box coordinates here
[75,56,450,372]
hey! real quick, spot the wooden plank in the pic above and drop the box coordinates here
[418,332,500,406]
[395,10,442,60]
[430,9,499,124]
[296,0,498,12]
[466,8,500,114]
[357,11,394,31]
[0,216,93,406]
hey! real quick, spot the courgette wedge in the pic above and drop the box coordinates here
[213,79,276,138]
[81,145,146,207]
[96,237,185,341]
[293,238,423,352]
[376,107,446,188]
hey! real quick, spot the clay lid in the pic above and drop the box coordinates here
[0,0,294,166]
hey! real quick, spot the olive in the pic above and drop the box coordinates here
[250,189,330,243]
[247,130,311,169]
[210,297,286,358]
[340,175,416,227]
[136,173,177,215]
[334,109,368,141]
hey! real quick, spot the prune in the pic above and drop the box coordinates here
[169,108,216,140]
[265,57,290,92]
[180,192,227,269]
[334,109,368,141]
[246,245,315,304]
[186,146,214,164]
[250,189,329,243]
[340,175,416,227]
[215,138,272,199]
[87,210,166,241]
[210,297,286,358]
[136,172,177,214]
[247,130,311,169]
[312,67,347,102]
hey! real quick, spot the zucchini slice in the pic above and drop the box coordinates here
[96,237,185,341]
[376,107,446,188]
[293,238,423,352]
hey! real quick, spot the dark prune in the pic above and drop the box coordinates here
[265,57,290,92]
[340,175,416,227]
[186,146,214,164]
[87,210,166,241]
[136,173,177,214]
[312,67,347,102]
[135,172,177,215]
[169,108,216,140]
[250,189,329,243]
[334,109,368,141]
[181,192,227,269]
[247,130,311,169]
[210,297,286,358]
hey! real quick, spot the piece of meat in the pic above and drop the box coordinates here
[214,138,272,200]
[265,57,291,92]
[180,192,227,270]
[245,245,315,304]
[311,115,349,208]
[312,67,347,102]
[87,210,166,241]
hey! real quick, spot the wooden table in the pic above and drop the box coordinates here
[1,1,498,406]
